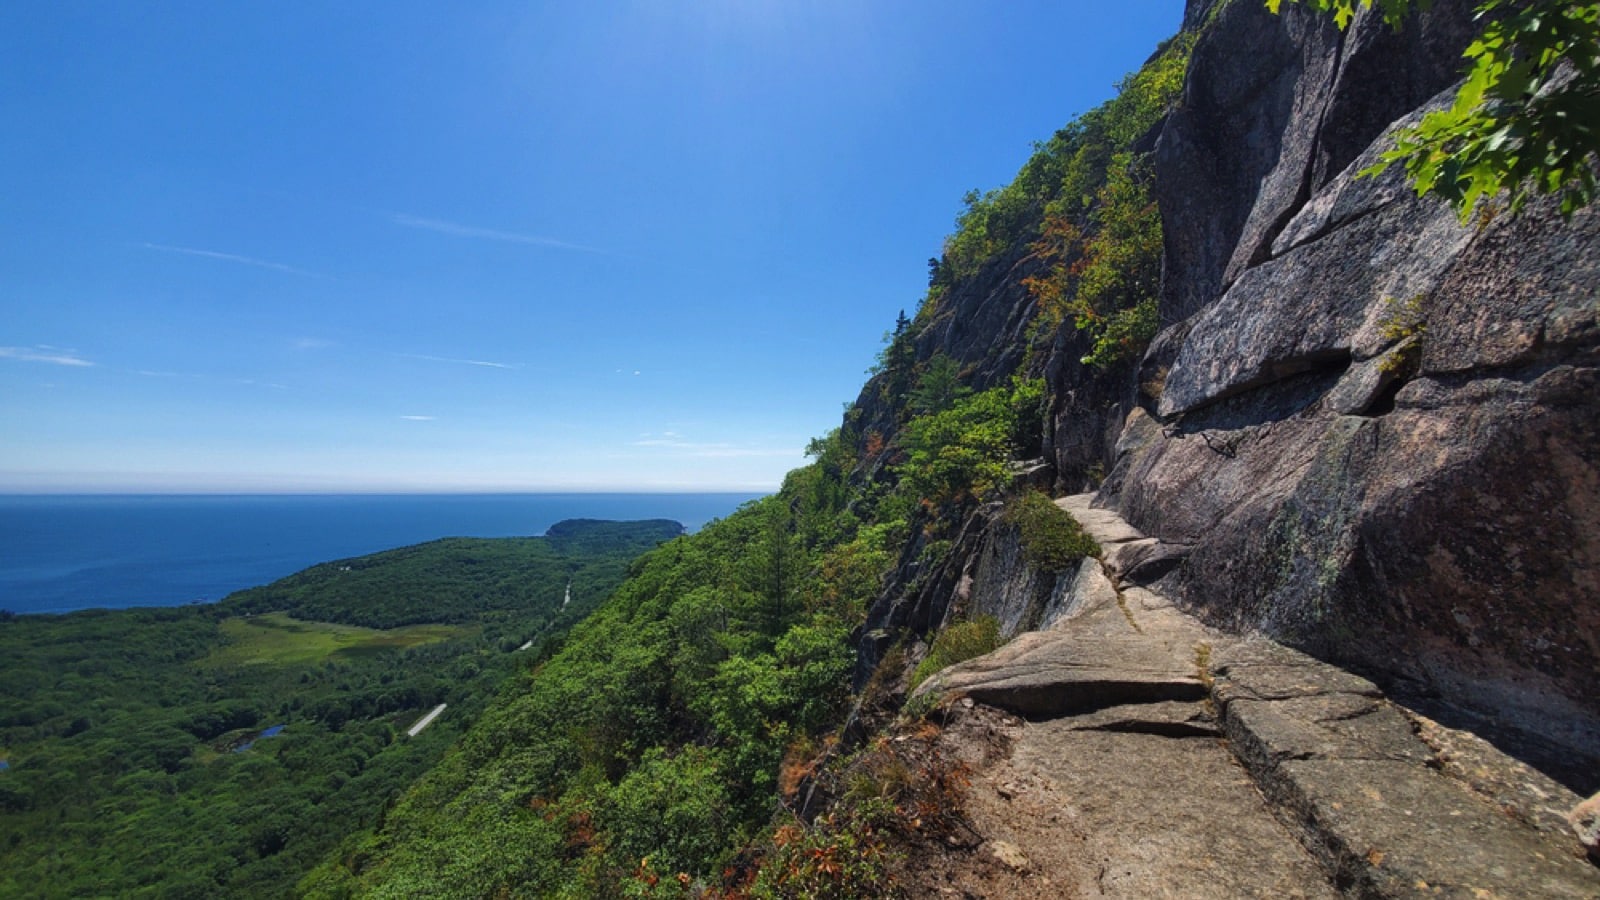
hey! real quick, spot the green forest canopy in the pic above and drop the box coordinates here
[0,519,677,899]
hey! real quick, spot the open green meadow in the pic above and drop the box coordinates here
[206,612,473,668]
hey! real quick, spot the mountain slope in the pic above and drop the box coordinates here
[861,0,1598,787]
[330,1,1599,894]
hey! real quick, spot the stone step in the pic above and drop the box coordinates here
[1211,640,1599,898]
[917,625,1209,720]
[921,496,1600,896]
[1055,493,1147,546]
[1056,492,1191,585]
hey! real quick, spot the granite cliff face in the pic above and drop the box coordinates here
[858,0,1600,791]
[1120,0,1600,784]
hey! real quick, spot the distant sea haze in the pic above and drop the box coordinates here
[0,493,763,615]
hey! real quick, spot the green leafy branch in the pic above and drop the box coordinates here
[1271,0,1600,220]
[1266,0,1421,30]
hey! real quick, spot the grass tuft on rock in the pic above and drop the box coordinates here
[1006,491,1100,573]
[910,616,1001,691]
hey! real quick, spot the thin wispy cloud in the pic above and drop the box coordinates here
[632,434,798,459]
[391,214,603,253]
[293,337,334,350]
[399,415,436,421]
[400,352,521,370]
[0,345,94,367]
[131,368,284,389]
[139,242,323,278]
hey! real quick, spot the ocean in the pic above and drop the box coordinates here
[0,493,764,615]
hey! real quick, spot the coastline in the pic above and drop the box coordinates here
[0,492,762,615]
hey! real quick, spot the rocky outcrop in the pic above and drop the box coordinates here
[922,578,1209,720]
[849,245,1046,456]
[854,492,1163,692]
[1213,640,1596,898]
[914,248,1044,394]
[853,0,1597,812]
[963,512,1078,639]
[1573,792,1600,863]
[917,499,1600,897]
[1100,0,1600,788]
[1155,0,1475,321]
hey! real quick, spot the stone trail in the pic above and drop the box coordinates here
[914,494,1599,898]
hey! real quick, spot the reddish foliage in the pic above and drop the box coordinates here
[864,430,885,459]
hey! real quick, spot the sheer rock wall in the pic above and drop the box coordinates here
[856,0,1599,788]
[1112,0,1600,786]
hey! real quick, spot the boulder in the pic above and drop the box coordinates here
[1571,792,1600,863]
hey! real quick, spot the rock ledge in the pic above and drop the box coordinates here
[919,495,1600,897]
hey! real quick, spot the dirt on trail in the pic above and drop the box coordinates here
[881,699,1334,900]
[880,703,1079,899]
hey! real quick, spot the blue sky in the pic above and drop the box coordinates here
[1,1,1183,492]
